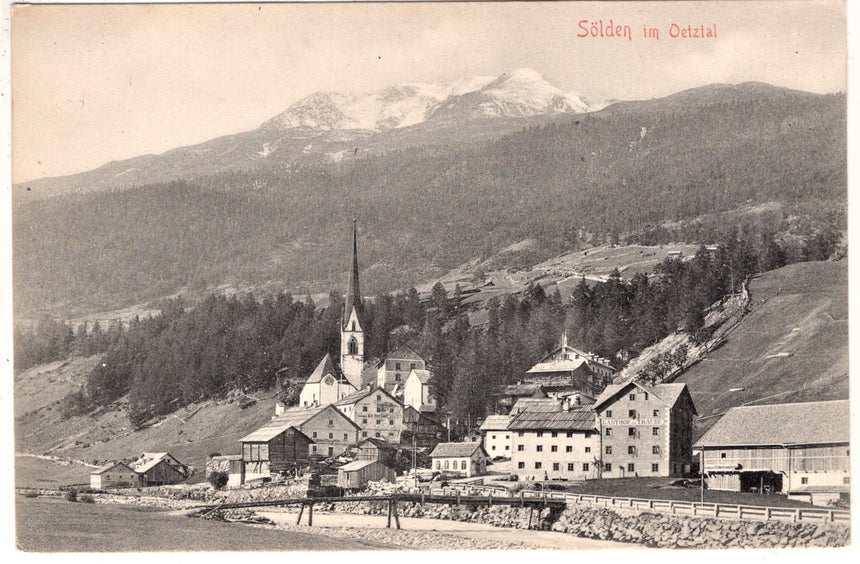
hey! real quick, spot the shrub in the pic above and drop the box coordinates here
[23,491,39,498]
[208,471,229,490]
[79,494,95,504]
[65,489,78,502]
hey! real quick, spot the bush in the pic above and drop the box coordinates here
[79,494,95,504]
[208,471,229,490]
[65,489,78,502]
[23,491,39,498]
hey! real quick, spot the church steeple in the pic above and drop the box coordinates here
[343,218,363,329]
[341,219,364,387]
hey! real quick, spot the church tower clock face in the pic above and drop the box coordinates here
[324,374,336,386]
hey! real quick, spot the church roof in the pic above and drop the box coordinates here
[305,354,343,384]
[343,219,365,330]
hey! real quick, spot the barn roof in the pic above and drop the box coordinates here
[479,415,511,431]
[339,459,388,472]
[335,386,402,407]
[358,437,398,452]
[239,423,312,443]
[131,452,183,473]
[429,442,487,459]
[92,461,136,475]
[694,400,850,448]
[508,408,597,431]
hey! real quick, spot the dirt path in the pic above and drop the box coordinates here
[258,510,639,550]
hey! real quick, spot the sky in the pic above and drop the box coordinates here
[10,1,847,183]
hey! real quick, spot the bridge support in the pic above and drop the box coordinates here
[296,504,304,525]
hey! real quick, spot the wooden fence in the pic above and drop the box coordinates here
[409,484,850,525]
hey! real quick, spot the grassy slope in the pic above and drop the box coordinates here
[676,260,848,439]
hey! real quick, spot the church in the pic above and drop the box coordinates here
[296,221,436,415]
[298,220,366,407]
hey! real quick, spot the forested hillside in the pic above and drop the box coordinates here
[13,84,845,318]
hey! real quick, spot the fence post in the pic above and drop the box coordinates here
[649,499,654,510]
[670,501,675,515]
[794,509,800,522]
[765,507,771,520]
[829,510,834,522]
[737,505,742,519]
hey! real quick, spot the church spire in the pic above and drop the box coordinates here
[343,218,363,329]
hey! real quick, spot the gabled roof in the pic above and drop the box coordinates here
[240,423,313,444]
[92,461,136,475]
[694,400,849,448]
[512,398,562,414]
[305,354,343,384]
[479,415,511,431]
[270,403,362,431]
[357,437,398,452]
[335,385,403,408]
[339,459,391,472]
[592,381,694,413]
[429,442,488,459]
[408,369,432,384]
[508,408,597,432]
[131,452,183,473]
[498,383,546,397]
[383,344,424,362]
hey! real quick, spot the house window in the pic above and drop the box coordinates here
[395,374,400,382]
[362,406,368,412]
[348,338,358,355]
[652,427,659,436]
[518,431,524,437]
[629,394,636,401]
[461,461,467,470]
[652,446,660,454]
[411,363,416,370]
[312,432,317,438]
[605,446,612,455]
[606,410,613,418]
[375,432,381,437]
[389,420,394,425]
[720,452,727,459]
[362,431,368,437]
[492,435,496,439]
[627,463,635,472]
[652,463,659,472]
[583,463,590,472]
[312,445,317,453]
[518,462,525,469]
[517,445,524,452]
[328,419,334,426]
[643,392,649,400]
[551,431,558,438]
[328,447,334,457]
[628,428,637,437]
[653,410,659,417]
[535,462,542,469]
[328,432,333,439]
[628,410,637,418]
[536,445,543,452]
[553,463,560,471]
[444,460,449,469]
[436,461,441,470]
[551,445,558,452]
[605,428,612,436]
[505,446,509,451]
[843,477,850,484]
[585,447,591,453]
[566,432,573,438]
[628,446,636,455]
[395,363,401,370]
[491,446,496,451]
[376,420,381,425]
[537,431,543,438]
[568,463,575,471]
[362,419,367,424]
[801,477,809,485]
[566,446,573,453]
[604,463,612,472]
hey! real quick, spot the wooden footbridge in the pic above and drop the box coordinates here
[197,491,567,530]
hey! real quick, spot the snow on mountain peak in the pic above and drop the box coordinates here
[263,69,594,132]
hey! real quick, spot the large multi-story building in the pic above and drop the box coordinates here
[374,344,426,392]
[480,415,512,458]
[509,408,600,480]
[335,386,405,443]
[262,404,361,459]
[523,333,616,397]
[593,381,696,478]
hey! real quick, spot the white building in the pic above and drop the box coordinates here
[480,415,511,458]
[403,368,435,412]
[429,442,489,478]
[509,408,600,481]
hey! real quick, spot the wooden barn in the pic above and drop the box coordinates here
[337,459,396,490]
[695,400,850,504]
[90,462,138,489]
[131,452,188,486]
[355,437,398,466]
[239,424,314,483]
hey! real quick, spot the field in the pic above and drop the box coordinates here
[16,496,394,551]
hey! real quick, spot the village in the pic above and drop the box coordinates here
[88,226,851,515]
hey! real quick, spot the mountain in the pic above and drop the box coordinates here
[677,260,848,439]
[12,82,846,318]
[15,68,595,200]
